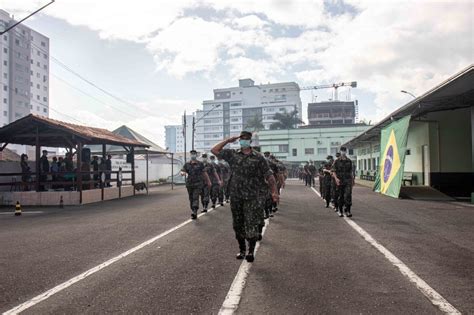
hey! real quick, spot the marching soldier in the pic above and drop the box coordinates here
[209,155,223,208]
[332,147,354,217]
[217,156,231,204]
[303,162,310,186]
[211,131,279,263]
[308,160,316,187]
[331,152,341,210]
[181,150,211,219]
[322,155,334,208]
[200,154,220,212]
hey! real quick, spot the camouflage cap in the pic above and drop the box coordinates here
[240,131,252,139]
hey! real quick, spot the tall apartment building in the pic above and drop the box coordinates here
[307,100,357,126]
[0,10,50,127]
[194,79,302,152]
[165,114,193,153]
[0,10,50,155]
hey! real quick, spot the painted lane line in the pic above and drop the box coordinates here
[218,220,269,315]
[218,189,284,315]
[309,186,461,315]
[3,204,223,315]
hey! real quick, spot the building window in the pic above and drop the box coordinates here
[292,148,297,156]
[3,98,6,104]
[43,65,47,70]
[43,97,47,102]
[37,84,40,89]
[3,73,6,79]
[37,95,40,100]
[43,53,47,59]
[3,60,6,66]
[3,85,7,91]
[317,148,327,155]
[41,41,46,47]
[15,38,20,46]
[37,61,40,67]
[3,47,6,53]
[36,73,40,78]
[278,145,289,153]
[43,108,47,113]
[3,35,7,41]
[305,148,314,155]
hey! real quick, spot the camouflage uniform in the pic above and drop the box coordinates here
[332,157,353,213]
[219,161,231,203]
[209,160,221,207]
[201,161,215,209]
[218,148,273,242]
[308,163,316,187]
[265,159,280,218]
[318,165,324,195]
[181,161,207,214]
[322,161,333,207]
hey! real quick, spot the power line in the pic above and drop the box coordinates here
[12,28,157,117]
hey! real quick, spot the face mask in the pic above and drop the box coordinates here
[341,151,347,157]
[202,158,208,163]
[239,139,251,148]
[191,154,197,160]
[211,159,217,164]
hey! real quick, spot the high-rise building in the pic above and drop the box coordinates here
[0,10,50,156]
[0,9,50,127]
[194,78,302,152]
[165,114,193,153]
[307,100,357,126]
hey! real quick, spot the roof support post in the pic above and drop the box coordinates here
[101,144,106,201]
[35,126,40,192]
[146,151,149,195]
[130,147,135,195]
[77,142,83,204]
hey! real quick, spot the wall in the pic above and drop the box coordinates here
[404,121,430,185]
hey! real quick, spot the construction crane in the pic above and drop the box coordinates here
[299,81,357,101]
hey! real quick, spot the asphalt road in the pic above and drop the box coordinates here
[0,182,472,314]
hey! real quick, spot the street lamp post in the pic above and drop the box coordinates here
[401,90,416,99]
[192,104,221,151]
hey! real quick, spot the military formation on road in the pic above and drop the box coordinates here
[181,131,355,263]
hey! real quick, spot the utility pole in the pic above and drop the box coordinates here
[0,0,55,35]
[183,111,187,162]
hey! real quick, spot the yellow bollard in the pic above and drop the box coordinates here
[15,201,22,216]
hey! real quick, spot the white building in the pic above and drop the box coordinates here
[165,114,193,153]
[0,10,50,156]
[194,79,302,152]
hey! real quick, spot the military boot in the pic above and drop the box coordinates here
[345,206,352,217]
[246,239,257,262]
[236,238,246,260]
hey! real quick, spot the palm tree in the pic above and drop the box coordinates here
[245,115,264,132]
[270,110,304,130]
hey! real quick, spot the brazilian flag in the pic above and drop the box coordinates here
[374,115,411,198]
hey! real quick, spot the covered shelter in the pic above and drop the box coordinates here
[0,114,149,205]
[344,65,474,201]
[88,125,179,192]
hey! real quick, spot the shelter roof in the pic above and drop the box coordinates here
[344,65,474,148]
[0,114,148,148]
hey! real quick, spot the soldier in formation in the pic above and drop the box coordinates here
[321,155,334,208]
[200,154,220,212]
[308,160,316,187]
[212,131,279,263]
[217,156,231,204]
[331,147,354,217]
[180,150,212,219]
[209,155,223,209]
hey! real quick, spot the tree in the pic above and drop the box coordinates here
[270,110,304,130]
[245,115,264,132]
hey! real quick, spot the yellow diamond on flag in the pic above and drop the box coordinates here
[380,130,401,194]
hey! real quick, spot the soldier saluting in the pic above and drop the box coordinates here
[180,150,211,220]
[211,131,279,262]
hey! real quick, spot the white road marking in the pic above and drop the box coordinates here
[310,186,461,315]
[218,189,284,315]
[218,220,269,315]
[0,211,44,215]
[2,204,224,315]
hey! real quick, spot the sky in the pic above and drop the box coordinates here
[0,0,472,147]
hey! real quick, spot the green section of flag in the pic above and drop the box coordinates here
[374,115,411,198]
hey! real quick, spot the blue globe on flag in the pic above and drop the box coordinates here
[383,145,394,183]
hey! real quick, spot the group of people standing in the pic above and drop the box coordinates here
[298,146,354,217]
[181,131,286,263]
[318,146,354,217]
[19,150,113,191]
